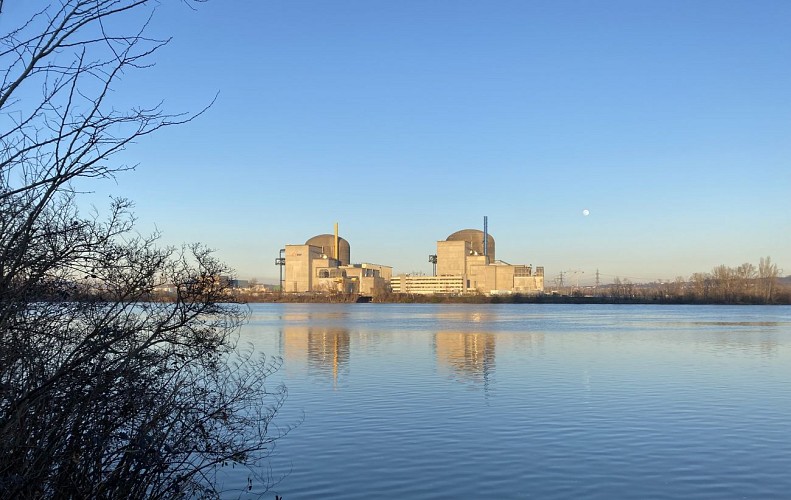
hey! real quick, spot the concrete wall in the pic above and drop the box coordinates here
[358,275,386,295]
[360,263,392,282]
[436,240,469,276]
[514,275,544,294]
[285,245,321,292]
[465,255,488,290]
[467,264,515,293]
[495,265,516,293]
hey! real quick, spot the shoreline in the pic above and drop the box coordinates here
[229,293,791,306]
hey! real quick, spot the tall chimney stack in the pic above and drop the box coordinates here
[334,222,339,261]
[483,216,489,261]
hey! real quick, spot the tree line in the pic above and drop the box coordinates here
[603,256,788,304]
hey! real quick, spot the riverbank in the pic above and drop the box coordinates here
[233,292,791,306]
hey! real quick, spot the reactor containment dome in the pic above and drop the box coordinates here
[305,234,351,266]
[446,229,495,260]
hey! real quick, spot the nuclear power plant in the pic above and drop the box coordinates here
[282,223,392,295]
[280,218,543,295]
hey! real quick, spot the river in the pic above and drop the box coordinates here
[227,303,791,499]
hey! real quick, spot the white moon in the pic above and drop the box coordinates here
[582,209,590,216]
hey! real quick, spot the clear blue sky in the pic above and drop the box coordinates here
[76,1,790,284]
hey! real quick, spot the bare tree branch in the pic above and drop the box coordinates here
[1,2,288,497]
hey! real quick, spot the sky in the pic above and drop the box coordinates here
[34,1,791,284]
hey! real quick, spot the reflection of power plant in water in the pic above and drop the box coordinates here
[434,332,496,390]
[282,326,350,385]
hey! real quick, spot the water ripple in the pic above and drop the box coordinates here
[222,304,791,499]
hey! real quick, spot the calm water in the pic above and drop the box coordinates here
[227,304,791,499]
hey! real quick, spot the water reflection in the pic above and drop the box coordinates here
[432,308,500,326]
[240,304,791,500]
[689,332,780,358]
[689,321,787,327]
[497,331,546,352]
[281,326,350,385]
[434,332,496,390]
[280,310,350,322]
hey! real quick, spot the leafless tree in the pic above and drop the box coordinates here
[1,2,287,497]
[684,259,782,304]
[758,256,780,303]
[710,265,735,302]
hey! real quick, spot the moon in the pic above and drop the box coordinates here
[582,209,590,216]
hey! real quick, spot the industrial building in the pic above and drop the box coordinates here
[281,219,542,296]
[391,219,544,295]
[283,225,392,295]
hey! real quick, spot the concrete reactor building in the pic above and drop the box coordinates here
[283,224,391,295]
[390,217,544,295]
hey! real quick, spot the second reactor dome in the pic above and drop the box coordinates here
[446,229,495,260]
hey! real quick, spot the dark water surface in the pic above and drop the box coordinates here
[228,304,791,499]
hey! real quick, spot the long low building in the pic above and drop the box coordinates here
[390,275,465,294]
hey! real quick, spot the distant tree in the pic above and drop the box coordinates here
[611,277,622,298]
[1,1,287,497]
[371,278,391,300]
[710,265,735,303]
[689,272,711,302]
[758,256,780,303]
[672,276,687,299]
[734,263,757,302]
